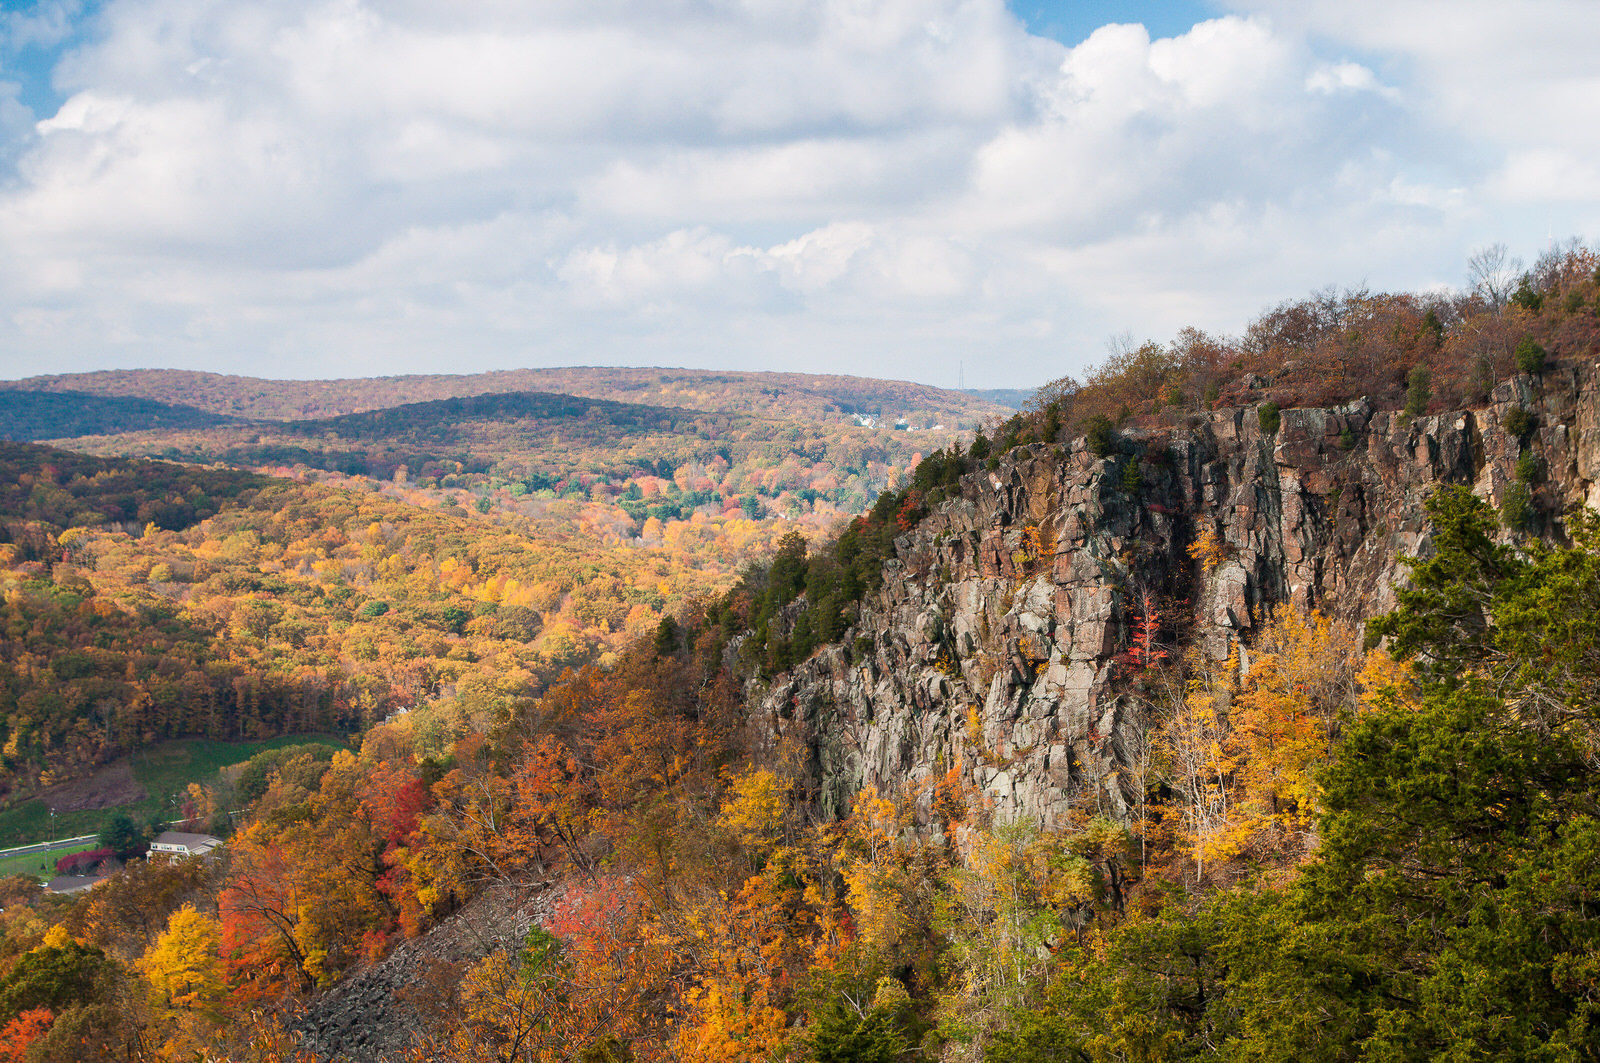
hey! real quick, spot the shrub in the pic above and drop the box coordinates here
[1257,402,1281,436]
[55,848,111,876]
[1338,426,1357,450]
[577,1036,634,1063]
[1511,281,1544,312]
[1404,366,1432,417]
[1503,406,1535,440]
[1516,449,1540,484]
[1120,459,1143,494]
[1501,481,1532,529]
[1083,415,1114,457]
[1514,337,1546,375]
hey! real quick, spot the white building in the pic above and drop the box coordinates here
[149,831,223,859]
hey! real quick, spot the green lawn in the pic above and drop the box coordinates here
[0,734,349,848]
[0,840,102,883]
[130,733,348,809]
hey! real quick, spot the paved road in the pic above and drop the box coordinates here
[0,834,99,861]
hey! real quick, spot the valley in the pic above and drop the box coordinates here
[2,259,1599,1059]
[0,4,1590,1058]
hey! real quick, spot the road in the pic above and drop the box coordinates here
[0,834,100,862]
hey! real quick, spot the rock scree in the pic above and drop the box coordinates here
[293,882,550,1062]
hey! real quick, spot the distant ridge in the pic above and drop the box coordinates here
[11,367,1009,426]
[959,387,1035,410]
[279,390,734,445]
[0,388,242,442]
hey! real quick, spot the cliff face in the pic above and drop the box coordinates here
[754,363,1600,827]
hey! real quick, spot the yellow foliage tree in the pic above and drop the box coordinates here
[1157,608,1361,879]
[139,904,224,1014]
[1226,609,1358,845]
[1356,644,1422,714]
[944,819,1095,1012]
[452,942,575,1063]
[715,769,788,854]
[1187,521,1225,574]
[839,788,915,951]
[674,979,788,1063]
[1157,647,1239,880]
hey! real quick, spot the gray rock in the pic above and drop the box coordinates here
[751,367,1600,827]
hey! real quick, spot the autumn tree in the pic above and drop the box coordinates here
[139,905,224,1014]
[68,856,216,961]
[1154,647,1238,881]
[0,1009,52,1063]
[1223,609,1359,855]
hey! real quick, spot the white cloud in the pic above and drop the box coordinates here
[1492,150,1600,205]
[0,0,1597,385]
[1234,2,1600,201]
[1306,62,1397,100]
[1,1,82,52]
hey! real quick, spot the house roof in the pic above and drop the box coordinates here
[152,831,222,848]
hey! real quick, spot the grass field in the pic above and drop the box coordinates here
[0,840,103,882]
[0,734,349,848]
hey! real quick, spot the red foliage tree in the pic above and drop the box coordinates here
[1126,593,1167,671]
[0,1009,53,1062]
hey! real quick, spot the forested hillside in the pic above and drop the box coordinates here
[0,441,799,810]
[2,247,1599,1061]
[9,367,1005,427]
[44,388,946,527]
[0,391,238,442]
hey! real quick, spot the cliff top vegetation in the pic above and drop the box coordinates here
[990,240,1598,454]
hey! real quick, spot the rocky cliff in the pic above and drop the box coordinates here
[754,363,1600,827]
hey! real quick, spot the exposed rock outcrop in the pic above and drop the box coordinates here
[294,883,549,1062]
[754,363,1600,827]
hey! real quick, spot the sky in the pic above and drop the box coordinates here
[0,1,1598,388]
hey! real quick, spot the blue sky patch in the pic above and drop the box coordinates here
[2,0,96,118]
[1007,0,1213,45]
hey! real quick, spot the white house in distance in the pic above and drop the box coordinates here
[149,831,223,859]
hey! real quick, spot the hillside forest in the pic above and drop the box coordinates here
[0,243,1597,1060]
[2,374,997,580]
[5,367,1006,426]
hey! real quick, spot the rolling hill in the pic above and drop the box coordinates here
[0,389,240,442]
[8,366,1008,427]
